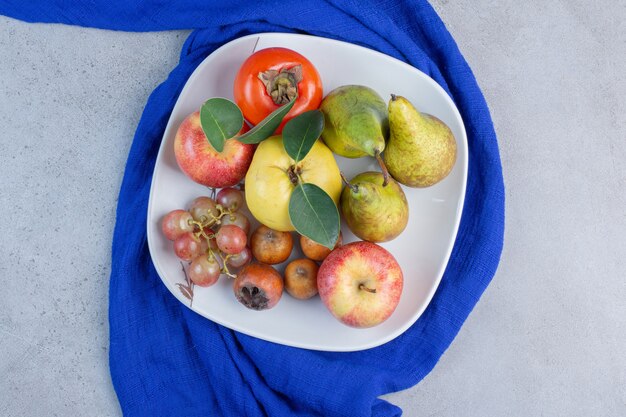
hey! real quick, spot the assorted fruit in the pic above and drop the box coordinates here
[161,188,252,286]
[164,46,457,328]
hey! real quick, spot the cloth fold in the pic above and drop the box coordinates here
[0,1,505,415]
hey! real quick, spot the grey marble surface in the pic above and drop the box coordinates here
[1,2,624,416]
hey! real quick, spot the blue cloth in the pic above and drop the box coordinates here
[1,1,505,415]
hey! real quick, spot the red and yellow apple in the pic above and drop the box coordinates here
[174,111,253,188]
[317,241,403,328]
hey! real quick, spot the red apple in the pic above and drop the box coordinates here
[174,111,254,188]
[317,241,403,328]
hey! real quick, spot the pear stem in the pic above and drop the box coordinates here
[359,284,377,294]
[340,172,358,193]
[374,150,390,187]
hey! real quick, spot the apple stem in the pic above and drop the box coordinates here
[374,150,390,187]
[340,172,359,193]
[359,284,377,294]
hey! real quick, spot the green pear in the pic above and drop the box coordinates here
[340,171,409,243]
[320,85,391,184]
[384,95,457,187]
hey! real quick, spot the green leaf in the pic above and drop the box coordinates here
[289,183,340,250]
[199,98,243,152]
[282,110,325,162]
[237,97,297,144]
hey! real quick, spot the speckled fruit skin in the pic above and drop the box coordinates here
[320,85,389,158]
[340,172,408,243]
[174,111,254,188]
[233,263,283,311]
[300,232,342,261]
[384,95,457,188]
[284,258,319,300]
[250,225,293,265]
[317,241,403,328]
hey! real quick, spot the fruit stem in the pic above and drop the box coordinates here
[180,262,194,307]
[221,254,237,279]
[340,172,358,193]
[374,150,390,186]
[287,165,304,186]
[192,206,234,242]
[390,94,397,101]
[359,284,377,294]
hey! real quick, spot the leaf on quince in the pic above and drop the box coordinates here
[199,98,243,152]
[282,110,324,163]
[289,183,340,250]
[237,96,297,144]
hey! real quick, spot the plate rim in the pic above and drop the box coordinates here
[146,32,468,352]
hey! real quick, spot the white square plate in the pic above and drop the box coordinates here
[147,33,467,351]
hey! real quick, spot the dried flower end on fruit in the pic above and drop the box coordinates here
[233,263,283,311]
[258,65,303,105]
[234,47,323,131]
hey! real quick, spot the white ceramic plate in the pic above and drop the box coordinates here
[147,33,467,352]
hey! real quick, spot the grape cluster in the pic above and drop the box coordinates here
[161,188,252,287]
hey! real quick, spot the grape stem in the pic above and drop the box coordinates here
[187,202,240,280]
[189,204,235,241]
[220,254,237,279]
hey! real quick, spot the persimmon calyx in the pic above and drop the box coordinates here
[258,65,303,105]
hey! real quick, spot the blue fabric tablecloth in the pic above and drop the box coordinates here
[0,1,505,415]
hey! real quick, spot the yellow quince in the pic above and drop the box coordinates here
[245,135,342,231]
